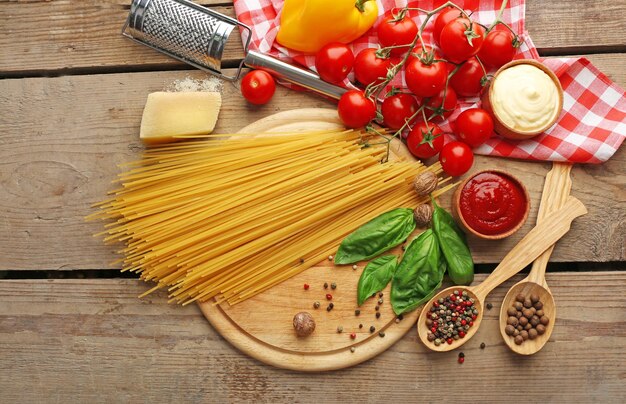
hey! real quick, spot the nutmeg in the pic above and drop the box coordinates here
[293,312,315,337]
[413,171,438,196]
[413,203,433,227]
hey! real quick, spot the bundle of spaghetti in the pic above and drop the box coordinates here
[89,130,455,305]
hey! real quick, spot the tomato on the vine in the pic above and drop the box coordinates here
[405,58,447,98]
[478,26,518,68]
[439,141,474,176]
[406,121,444,159]
[449,57,486,97]
[337,90,376,128]
[354,48,391,86]
[424,86,457,121]
[241,70,276,105]
[454,108,494,147]
[381,93,419,130]
[315,43,354,84]
[439,18,485,63]
[378,13,418,57]
[433,7,465,45]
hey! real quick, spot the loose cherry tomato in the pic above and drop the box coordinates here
[406,121,444,159]
[439,141,474,176]
[315,42,354,84]
[381,93,419,130]
[439,18,485,63]
[454,108,494,147]
[337,90,376,128]
[241,70,276,105]
[449,57,486,97]
[433,7,465,45]
[405,58,447,98]
[478,26,518,68]
[378,13,418,57]
[354,48,391,86]
[424,86,457,121]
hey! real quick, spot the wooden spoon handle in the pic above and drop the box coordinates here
[528,163,573,285]
[473,196,586,300]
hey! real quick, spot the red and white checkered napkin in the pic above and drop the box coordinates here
[234,0,626,163]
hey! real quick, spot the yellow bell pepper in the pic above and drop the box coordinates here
[276,0,378,54]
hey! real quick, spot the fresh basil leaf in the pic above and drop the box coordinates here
[432,200,474,285]
[335,208,416,265]
[357,255,397,306]
[390,229,445,315]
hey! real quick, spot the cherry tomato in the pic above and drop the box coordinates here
[433,7,465,45]
[478,26,518,68]
[439,18,485,63]
[354,48,391,86]
[378,14,418,57]
[241,70,276,105]
[454,108,494,147]
[406,121,444,159]
[381,93,419,130]
[337,90,376,128]
[405,59,447,98]
[439,141,474,176]
[315,43,354,84]
[449,57,486,97]
[424,86,457,121]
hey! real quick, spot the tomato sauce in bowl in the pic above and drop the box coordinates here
[454,170,530,239]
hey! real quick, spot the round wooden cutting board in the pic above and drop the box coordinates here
[198,108,422,371]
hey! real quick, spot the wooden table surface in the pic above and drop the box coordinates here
[1,1,625,402]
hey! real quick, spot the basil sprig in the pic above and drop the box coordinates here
[357,255,397,306]
[334,208,416,265]
[390,229,446,315]
[431,199,474,285]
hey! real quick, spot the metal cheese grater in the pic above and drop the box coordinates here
[122,0,346,99]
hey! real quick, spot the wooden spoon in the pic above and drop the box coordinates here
[417,196,587,352]
[499,163,573,354]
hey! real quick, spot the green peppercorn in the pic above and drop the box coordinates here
[350,346,356,353]
[378,331,385,338]
[337,326,343,333]
[330,282,337,290]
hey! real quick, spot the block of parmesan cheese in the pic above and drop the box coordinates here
[139,91,222,145]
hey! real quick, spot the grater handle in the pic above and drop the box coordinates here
[244,51,347,100]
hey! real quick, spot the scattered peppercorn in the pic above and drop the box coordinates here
[328,255,333,261]
[303,283,309,290]
[352,264,358,270]
[337,326,343,333]
[379,292,383,298]
[375,306,380,312]
[370,326,376,333]
[480,342,486,349]
[458,352,465,358]
[326,302,334,312]
[324,282,328,289]
[379,331,385,338]
[378,298,383,305]
[458,357,464,364]
[326,293,332,300]
[359,323,363,329]
[355,309,361,316]
[331,282,337,290]
[376,312,381,319]
[350,346,356,353]
[350,332,356,340]
[313,301,320,309]
[486,303,493,310]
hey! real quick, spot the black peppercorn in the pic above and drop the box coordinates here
[323,282,328,289]
[480,342,486,349]
[376,312,381,319]
[370,326,375,333]
[355,309,360,316]
[486,303,493,310]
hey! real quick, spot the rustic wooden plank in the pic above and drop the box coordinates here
[0,273,624,402]
[0,66,624,270]
[1,0,625,74]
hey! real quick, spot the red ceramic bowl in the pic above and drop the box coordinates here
[452,169,530,240]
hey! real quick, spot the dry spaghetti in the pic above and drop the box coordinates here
[89,130,454,305]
